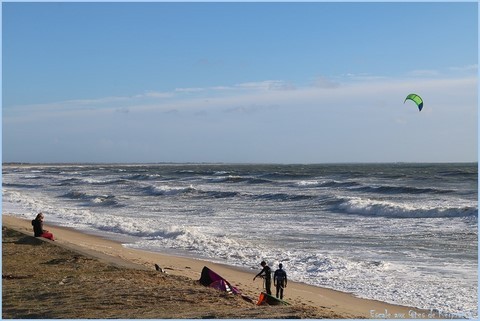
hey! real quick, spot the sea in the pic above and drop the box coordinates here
[2,163,478,318]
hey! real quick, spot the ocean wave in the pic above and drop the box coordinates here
[297,180,320,187]
[80,177,128,185]
[2,183,43,189]
[122,224,181,239]
[142,184,196,196]
[208,175,245,183]
[89,196,122,207]
[123,225,257,265]
[141,184,239,199]
[54,177,120,186]
[175,169,197,174]
[200,190,240,199]
[59,190,122,207]
[437,169,478,178]
[353,185,455,195]
[123,173,161,181]
[23,175,41,179]
[331,197,477,218]
[253,192,315,202]
[55,178,83,186]
[60,191,90,200]
[246,177,273,184]
[208,175,272,184]
[91,218,240,255]
[320,180,362,188]
[261,171,311,180]
[297,180,361,188]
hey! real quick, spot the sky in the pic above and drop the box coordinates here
[2,2,478,164]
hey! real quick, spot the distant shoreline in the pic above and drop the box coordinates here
[3,161,478,166]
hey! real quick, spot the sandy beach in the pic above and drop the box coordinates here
[3,214,437,319]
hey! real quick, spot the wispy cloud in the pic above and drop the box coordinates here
[341,73,389,82]
[175,87,205,93]
[138,91,175,98]
[407,69,441,77]
[234,80,296,91]
[4,74,477,123]
[449,64,478,72]
[406,64,478,78]
[311,76,340,89]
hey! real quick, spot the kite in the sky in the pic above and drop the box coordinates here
[404,94,423,111]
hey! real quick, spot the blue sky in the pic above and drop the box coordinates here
[3,2,478,163]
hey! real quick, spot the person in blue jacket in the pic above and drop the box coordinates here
[274,263,288,299]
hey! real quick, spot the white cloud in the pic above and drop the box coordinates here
[407,69,441,77]
[62,96,131,105]
[342,73,389,81]
[449,64,478,72]
[234,80,295,91]
[311,76,340,89]
[175,87,205,93]
[139,91,174,98]
[210,86,231,91]
[406,65,478,78]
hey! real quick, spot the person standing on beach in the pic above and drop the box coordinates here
[274,263,287,299]
[253,261,272,295]
[32,213,54,241]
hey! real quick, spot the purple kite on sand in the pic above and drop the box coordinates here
[199,266,241,295]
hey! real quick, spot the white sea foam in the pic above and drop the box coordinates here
[297,180,319,186]
[141,184,196,196]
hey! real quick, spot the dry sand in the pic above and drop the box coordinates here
[3,214,433,319]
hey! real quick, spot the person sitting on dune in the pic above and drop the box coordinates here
[32,213,54,241]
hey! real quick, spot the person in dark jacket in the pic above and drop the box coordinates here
[274,263,288,299]
[32,213,54,240]
[253,261,272,295]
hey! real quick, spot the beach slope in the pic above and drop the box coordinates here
[3,215,429,319]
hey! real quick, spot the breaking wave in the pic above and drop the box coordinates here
[331,197,477,219]
[141,184,197,196]
[59,190,122,207]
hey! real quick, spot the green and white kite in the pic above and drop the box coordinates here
[404,94,423,111]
